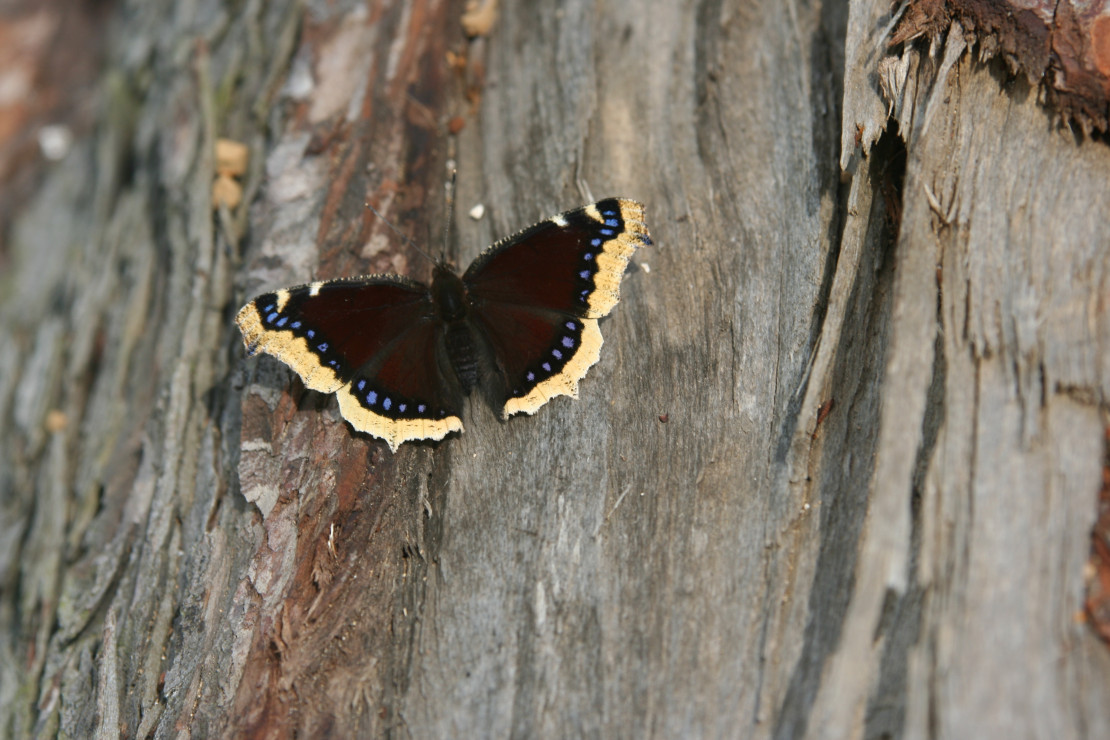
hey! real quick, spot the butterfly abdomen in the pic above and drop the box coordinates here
[444,322,479,394]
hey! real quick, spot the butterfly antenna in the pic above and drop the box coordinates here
[442,167,457,264]
[365,200,437,265]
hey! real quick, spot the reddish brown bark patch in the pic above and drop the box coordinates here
[889,0,950,47]
[892,1,1110,133]
[231,0,464,735]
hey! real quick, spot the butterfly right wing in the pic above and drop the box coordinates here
[462,198,650,418]
[237,276,463,451]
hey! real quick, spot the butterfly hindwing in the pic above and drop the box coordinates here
[470,304,605,418]
[336,319,463,451]
[463,198,649,417]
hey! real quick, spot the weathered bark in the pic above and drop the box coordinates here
[1,0,1107,738]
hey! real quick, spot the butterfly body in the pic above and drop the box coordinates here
[237,198,651,452]
[431,265,482,395]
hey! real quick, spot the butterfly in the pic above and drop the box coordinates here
[236,198,651,452]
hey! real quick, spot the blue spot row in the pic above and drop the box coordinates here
[577,236,597,308]
[261,305,309,339]
[520,315,586,389]
[356,381,438,419]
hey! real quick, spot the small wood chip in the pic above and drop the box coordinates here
[461,0,498,37]
[212,173,243,209]
[215,138,249,177]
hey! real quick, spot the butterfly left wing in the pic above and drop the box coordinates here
[463,198,650,418]
[236,276,463,451]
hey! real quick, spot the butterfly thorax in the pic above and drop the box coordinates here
[431,265,480,395]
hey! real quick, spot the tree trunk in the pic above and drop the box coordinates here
[2,0,1107,737]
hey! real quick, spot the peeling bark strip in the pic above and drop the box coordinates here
[892,0,1110,132]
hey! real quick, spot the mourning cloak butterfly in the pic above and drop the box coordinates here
[237,198,651,451]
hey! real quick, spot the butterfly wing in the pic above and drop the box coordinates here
[236,276,463,451]
[463,198,650,418]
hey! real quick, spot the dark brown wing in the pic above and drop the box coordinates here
[237,275,462,451]
[462,198,650,418]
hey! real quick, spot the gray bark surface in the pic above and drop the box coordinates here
[0,0,1107,738]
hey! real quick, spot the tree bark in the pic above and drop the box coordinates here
[1,0,1107,738]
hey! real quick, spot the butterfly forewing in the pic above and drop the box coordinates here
[238,276,431,392]
[464,198,647,319]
